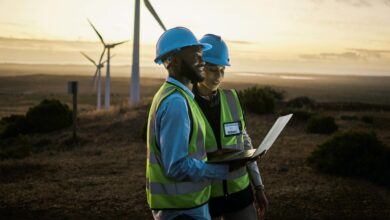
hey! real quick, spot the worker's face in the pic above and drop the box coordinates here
[176,46,205,83]
[200,63,225,91]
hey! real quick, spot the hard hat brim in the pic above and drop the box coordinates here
[203,56,231,66]
[154,43,212,64]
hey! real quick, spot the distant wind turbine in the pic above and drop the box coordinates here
[130,0,167,106]
[80,50,114,110]
[88,19,128,110]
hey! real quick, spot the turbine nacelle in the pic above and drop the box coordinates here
[88,19,127,110]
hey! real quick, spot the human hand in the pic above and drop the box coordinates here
[255,187,268,220]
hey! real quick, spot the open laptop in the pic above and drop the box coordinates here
[207,114,293,164]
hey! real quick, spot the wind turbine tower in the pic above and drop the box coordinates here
[130,0,167,106]
[88,19,128,110]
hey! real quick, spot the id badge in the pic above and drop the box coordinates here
[223,121,242,136]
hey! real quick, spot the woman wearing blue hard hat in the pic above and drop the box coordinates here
[193,34,269,220]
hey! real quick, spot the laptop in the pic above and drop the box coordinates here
[207,114,293,164]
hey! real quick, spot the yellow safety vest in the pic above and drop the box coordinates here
[203,89,250,197]
[146,82,211,209]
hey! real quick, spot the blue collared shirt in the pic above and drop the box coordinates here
[152,77,229,220]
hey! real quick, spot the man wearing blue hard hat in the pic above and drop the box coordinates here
[193,34,269,220]
[145,27,246,220]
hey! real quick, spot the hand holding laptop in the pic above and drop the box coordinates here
[207,114,293,164]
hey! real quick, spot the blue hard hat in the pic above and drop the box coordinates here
[199,34,230,66]
[154,27,212,64]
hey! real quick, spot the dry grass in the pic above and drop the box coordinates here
[1,72,390,219]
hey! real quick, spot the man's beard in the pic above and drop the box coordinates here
[181,60,205,84]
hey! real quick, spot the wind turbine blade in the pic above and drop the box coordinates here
[87,19,106,45]
[98,48,106,64]
[80,52,97,66]
[92,68,99,89]
[143,0,166,31]
[112,40,128,47]
[102,54,115,65]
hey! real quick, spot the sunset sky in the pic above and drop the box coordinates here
[1,0,390,76]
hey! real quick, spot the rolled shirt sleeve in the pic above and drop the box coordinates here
[156,93,229,182]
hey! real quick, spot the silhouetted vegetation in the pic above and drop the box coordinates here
[0,115,30,138]
[26,99,73,133]
[306,115,338,134]
[308,131,390,187]
[278,108,315,122]
[238,86,276,114]
[0,99,73,159]
[286,96,316,109]
[340,115,359,121]
[361,115,374,124]
[1,99,73,138]
[262,86,286,101]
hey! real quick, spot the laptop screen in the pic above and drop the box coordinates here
[253,114,293,156]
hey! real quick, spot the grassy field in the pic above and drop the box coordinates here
[1,65,390,219]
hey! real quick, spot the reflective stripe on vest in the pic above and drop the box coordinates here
[146,82,210,209]
[203,89,250,197]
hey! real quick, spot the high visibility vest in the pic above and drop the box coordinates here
[204,89,250,197]
[146,82,211,209]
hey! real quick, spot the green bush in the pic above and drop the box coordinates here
[278,108,315,122]
[308,131,390,187]
[1,115,30,138]
[361,115,374,124]
[306,115,338,134]
[262,86,286,101]
[286,96,316,109]
[26,99,73,133]
[238,86,275,114]
[340,115,359,121]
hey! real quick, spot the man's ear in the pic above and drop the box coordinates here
[171,57,178,66]
[172,57,177,64]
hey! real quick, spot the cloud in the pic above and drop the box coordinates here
[335,0,371,7]
[311,0,390,7]
[0,21,26,28]
[347,48,390,59]
[300,52,362,60]
[299,48,390,60]
[226,40,254,45]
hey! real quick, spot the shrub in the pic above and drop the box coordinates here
[361,115,374,124]
[26,99,73,133]
[308,131,390,187]
[0,115,30,138]
[278,108,315,122]
[306,115,338,134]
[262,86,286,101]
[340,115,359,121]
[286,96,316,109]
[238,86,275,114]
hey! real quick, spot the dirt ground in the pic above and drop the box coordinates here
[1,73,390,219]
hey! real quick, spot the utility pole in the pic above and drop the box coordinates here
[68,81,78,141]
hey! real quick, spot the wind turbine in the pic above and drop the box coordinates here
[88,19,128,110]
[130,0,167,106]
[80,50,114,110]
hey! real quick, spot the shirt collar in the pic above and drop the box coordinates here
[167,77,195,99]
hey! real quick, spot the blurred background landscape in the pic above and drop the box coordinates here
[1,0,390,219]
